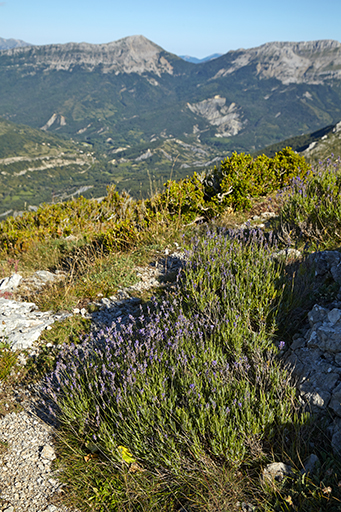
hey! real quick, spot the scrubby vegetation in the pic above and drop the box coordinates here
[0,147,308,253]
[1,148,341,511]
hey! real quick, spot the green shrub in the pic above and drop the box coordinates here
[145,172,208,223]
[149,147,310,219]
[0,149,310,256]
[93,220,140,252]
[207,147,310,211]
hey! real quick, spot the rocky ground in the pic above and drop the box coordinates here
[0,250,185,511]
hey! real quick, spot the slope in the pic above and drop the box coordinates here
[0,117,95,215]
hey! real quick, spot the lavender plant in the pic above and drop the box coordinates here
[178,228,283,355]
[45,229,300,509]
[280,156,341,244]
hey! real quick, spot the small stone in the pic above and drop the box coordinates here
[241,502,256,511]
[328,308,341,325]
[272,248,301,261]
[40,444,56,461]
[291,337,306,350]
[261,211,277,219]
[262,462,293,484]
[329,384,341,417]
[308,304,329,326]
[34,270,58,283]
[4,507,15,512]
[303,390,329,409]
[331,263,341,285]
[45,505,58,512]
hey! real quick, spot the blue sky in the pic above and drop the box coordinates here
[0,0,340,58]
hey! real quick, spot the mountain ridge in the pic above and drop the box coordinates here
[2,35,340,85]
[0,36,31,51]
[196,39,341,84]
[0,35,184,75]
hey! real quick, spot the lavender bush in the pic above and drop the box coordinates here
[45,229,299,509]
[280,156,341,244]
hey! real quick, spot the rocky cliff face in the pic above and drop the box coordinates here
[3,35,176,76]
[211,39,341,85]
[2,36,341,83]
[187,96,247,137]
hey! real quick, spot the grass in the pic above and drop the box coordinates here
[22,250,141,313]
[0,343,18,381]
[1,153,341,511]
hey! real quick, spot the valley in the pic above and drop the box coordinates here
[0,35,341,214]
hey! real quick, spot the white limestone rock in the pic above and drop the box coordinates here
[0,273,22,291]
[262,462,293,484]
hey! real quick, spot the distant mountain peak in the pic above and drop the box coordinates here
[180,53,223,64]
[0,37,31,51]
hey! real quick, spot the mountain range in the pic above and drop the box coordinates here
[0,36,221,63]
[1,36,340,150]
[0,34,341,214]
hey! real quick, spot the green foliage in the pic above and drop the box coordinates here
[94,220,140,252]
[0,186,138,255]
[146,172,207,223]
[0,149,310,257]
[208,147,310,210]
[152,147,310,217]
[279,156,341,244]
[0,343,17,380]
